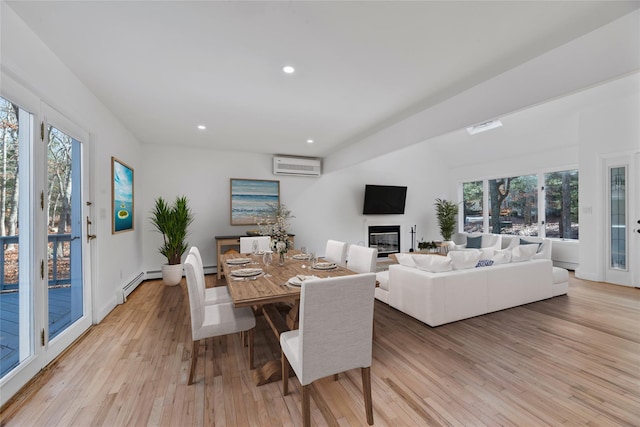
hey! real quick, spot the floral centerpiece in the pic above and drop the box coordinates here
[257,203,294,264]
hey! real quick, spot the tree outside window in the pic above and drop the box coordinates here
[545,170,579,239]
[462,181,483,232]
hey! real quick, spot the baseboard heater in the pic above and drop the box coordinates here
[119,272,144,303]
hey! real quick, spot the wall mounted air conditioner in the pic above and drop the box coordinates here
[273,156,322,177]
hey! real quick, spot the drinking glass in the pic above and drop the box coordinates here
[300,246,307,257]
[309,252,317,268]
[262,251,273,277]
[252,240,259,255]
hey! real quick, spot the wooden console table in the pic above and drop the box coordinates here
[215,234,295,279]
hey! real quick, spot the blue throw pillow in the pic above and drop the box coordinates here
[520,238,541,253]
[476,259,494,268]
[466,235,482,249]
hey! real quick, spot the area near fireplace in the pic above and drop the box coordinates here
[368,225,400,258]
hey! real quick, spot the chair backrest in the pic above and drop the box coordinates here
[347,245,378,273]
[188,246,207,302]
[297,273,376,385]
[240,236,271,253]
[189,246,204,273]
[324,240,348,266]
[184,253,205,336]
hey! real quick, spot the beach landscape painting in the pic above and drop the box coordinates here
[230,179,280,225]
[112,157,134,233]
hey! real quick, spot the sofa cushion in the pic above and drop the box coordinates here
[479,248,495,260]
[511,244,538,262]
[466,235,482,249]
[448,250,482,270]
[396,253,417,268]
[492,249,512,264]
[520,238,542,251]
[413,255,452,273]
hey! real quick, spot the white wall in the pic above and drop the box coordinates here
[577,74,640,282]
[140,141,450,273]
[1,4,144,321]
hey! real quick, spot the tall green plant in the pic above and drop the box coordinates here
[150,196,194,265]
[434,198,459,241]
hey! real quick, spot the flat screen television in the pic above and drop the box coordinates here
[362,185,407,215]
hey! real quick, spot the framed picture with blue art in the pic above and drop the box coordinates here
[230,178,280,225]
[112,157,134,233]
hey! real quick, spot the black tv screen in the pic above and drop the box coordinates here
[363,185,407,215]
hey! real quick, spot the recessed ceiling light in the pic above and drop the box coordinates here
[283,65,295,74]
[197,125,206,130]
[466,119,502,135]
[306,139,314,144]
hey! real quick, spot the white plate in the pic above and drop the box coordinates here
[292,254,310,260]
[227,258,252,265]
[230,268,263,277]
[287,275,318,287]
[313,262,337,270]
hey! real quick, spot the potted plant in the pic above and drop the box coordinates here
[150,195,194,286]
[434,198,459,243]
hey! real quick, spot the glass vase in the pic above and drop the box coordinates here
[279,252,285,266]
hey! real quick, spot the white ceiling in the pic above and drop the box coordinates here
[6,1,639,159]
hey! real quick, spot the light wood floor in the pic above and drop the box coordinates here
[1,273,639,426]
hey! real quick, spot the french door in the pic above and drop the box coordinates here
[604,153,639,287]
[0,94,92,405]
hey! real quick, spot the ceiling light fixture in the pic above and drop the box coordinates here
[197,125,206,130]
[282,65,295,74]
[306,139,314,144]
[466,119,503,135]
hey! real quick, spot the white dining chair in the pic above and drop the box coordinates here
[324,239,348,267]
[347,245,378,273]
[189,246,232,305]
[184,253,256,384]
[240,236,271,254]
[281,273,376,426]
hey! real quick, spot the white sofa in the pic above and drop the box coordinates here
[375,252,568,327]
[451,232,502,251]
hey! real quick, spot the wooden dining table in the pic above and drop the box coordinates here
[221,250,357,385]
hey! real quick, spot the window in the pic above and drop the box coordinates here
[463,169,578,239]
[462,181,483,232]
[488,175,538,235]
[544,170,579,239]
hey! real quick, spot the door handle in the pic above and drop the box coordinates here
[86,216,96,242]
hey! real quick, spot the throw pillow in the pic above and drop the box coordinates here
[479,248,495,260]
[476,259,494,268]
[413,255,452,273]
[511,244,538,262]
[448,250,482,270]
[492,249,512,265]
[396,253,417,268]
[466,235,482,249]
[520,238,542,252]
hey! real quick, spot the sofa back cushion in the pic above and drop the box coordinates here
[395,252,417,268]
[511,244,538,262]
[413,255,452,273]
[448,250,482,270]
[492,249,512,264]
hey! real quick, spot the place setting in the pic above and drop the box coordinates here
[229,267,264,281]
[286,274,320,288]
[226,257,252,266]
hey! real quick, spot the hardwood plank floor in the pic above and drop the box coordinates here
[1,273,639,426]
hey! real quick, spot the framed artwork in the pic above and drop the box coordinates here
[111,157,134,233]
[230,178,280,225]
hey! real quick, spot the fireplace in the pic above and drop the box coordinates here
[368,225,400,258]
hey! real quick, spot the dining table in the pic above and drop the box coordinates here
[221,249,357,385]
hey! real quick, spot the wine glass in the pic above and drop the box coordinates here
[252,240,259,256]
[300,246,307,257]
[262,251,273,277]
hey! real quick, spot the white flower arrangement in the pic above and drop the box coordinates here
[257,203,294,254]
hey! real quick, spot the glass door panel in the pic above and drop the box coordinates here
[46,125,83,340]
[0,96,33,378]
[609,166,627,270]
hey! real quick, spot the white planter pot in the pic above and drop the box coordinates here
[161,263,183,286]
